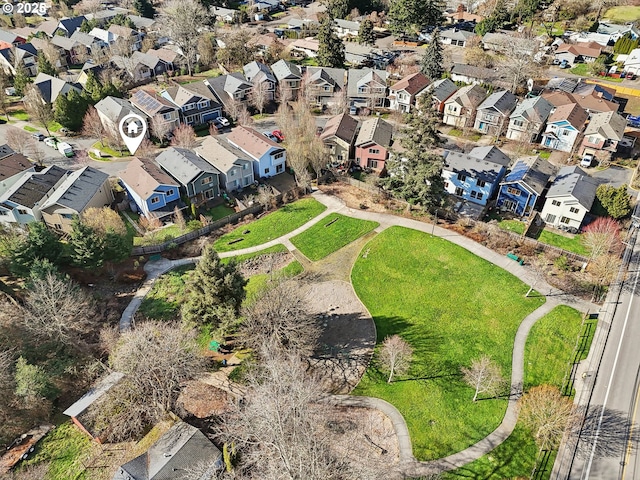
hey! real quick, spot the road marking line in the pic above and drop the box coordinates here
[621,377,640,479]
[584,257,640,479]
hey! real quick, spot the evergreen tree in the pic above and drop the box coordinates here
[421,28,444,79]
[79,19,98,33]
[317,15,345,68]
[37,53,56,76]
[181,246,247,328]
[134,0,156,18]
[103,230,131,263]
[55,89,89,131]
[326,0,349,19]
[358,18,375,45]
[69,219,105,269]
[423,0,445,27]
[596,185,631,219]
[388,0,417,36]
[9,222,62,278]
[12,65,31,96]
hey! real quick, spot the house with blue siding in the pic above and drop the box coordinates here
[540,103,588,153]
[442,150,507,206]
[119,157,184,219]
[497,155,555,217]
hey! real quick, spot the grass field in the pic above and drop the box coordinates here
[447,305,593,478]
[496,220,588,256]
[206,204,236,221]
[91,141,131,158]
[604,5,640,23]
[11,109,29,121]
[290,213,379,261]
[23,125,38,132]
[351,227,545,460]
[570,64,589,76]
[213,198,327,252]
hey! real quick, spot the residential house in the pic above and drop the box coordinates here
[0,43,38,76]
[566,31,611,47]
[496,155,555,216]
[467,145,512,167]
[388,72,429,113]
[445,5,484,24]
[95,96,147,138]
[0,29,26,49]
[440,27,477,47]
[33,73,82,104]
[347,68,388,110]
[424,78,458,113]
[211,6,239,23]
[450,63,511,90]
[69,31,102,58]
[482,32,525,53]
[597,22,640,41]
[145,47,180,73]
[40,167,113,234]
[205,73,253,114]
[161,82,222,126]
[195,136,255,192]
[0,165,67,226]
[119,157,183,218]
[543,89,618,115]
[624,48,640,75]
[155,147,221,204]
[354,117,393,172]
[107,24,142,51]
[0,150,35,196]
[227,126,287,178]
[442,150,507,205]
[554,42,602,65]
[127,14,157,34]
[62,372,125,442]
[271,60,302,97]
[580,110,627,157]
[84,7,129,26]
[304,67,346,108]
[290,37,320,58]
[112,51,170,83]
[113,422,222,480]
[243,61,277,101]
[506,96,554,142]
[52,16,87,38]
[573,82,616,101]
[320,113,359,164]
[333,19,360,39]
[88,27,118,49]
[130,89,180,134]
[540,166,598,230]
[474,90,518,136]
[442,84,487,128]
[49,36,84,66]
[541,103,588,152]
[35,20,60,38]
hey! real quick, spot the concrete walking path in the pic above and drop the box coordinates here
[117,190,599,477]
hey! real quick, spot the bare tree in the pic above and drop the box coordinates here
[110,36,138,81]
[135,138,156,159]
[171,123,198,148]
[255,184,277,210]
[497,36,543,92]
[173,205,186,230]
[378,334,413,383]
[588,253,621,302]
[23,84,54,136]
[41,40,63,71]
[461,355,505,402]
[240,279,320,357]
[583,217,623,260]
[160,0,208,76]
[237,105,253,126]
[27,139,46,165]
[0,348,14,406]
[82,106,106,145]
[225,97,242,122]
[81,207,127,236]
[250,80,271,116]
[74,0,101,15]
[518,384,574,450]
[150,114,172,142]
[5,128,32,154]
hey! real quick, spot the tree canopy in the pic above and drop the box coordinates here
[421,28,444,79]
[317,15,345,68]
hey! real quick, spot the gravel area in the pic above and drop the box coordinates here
[237,252,294,277]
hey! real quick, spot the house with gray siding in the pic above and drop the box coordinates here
[195,136,255,192]
[155,147,221,204]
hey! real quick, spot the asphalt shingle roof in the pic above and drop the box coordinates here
[155,147,220,186]
[40,166,109,212]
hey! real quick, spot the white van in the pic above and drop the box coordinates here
[57,142,74,158]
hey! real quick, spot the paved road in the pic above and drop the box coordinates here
[553,225,640,479]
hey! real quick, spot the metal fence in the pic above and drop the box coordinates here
[131,204,263,256]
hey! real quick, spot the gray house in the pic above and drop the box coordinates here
[195,136,255,192]
[474,90,518,136]
[243,61,276,100]
[155,147,221,204]
[271,59,302,97]
[506,96,554,143]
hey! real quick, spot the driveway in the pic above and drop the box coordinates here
[590,165,634,189]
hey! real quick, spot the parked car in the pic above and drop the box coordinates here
[31,133,45,141]
[44,137,58,148]
[559,60,570,69]
[217,117,230,127]
[262,132,278,142]
[272,130,284,142]
[580,152,594,168]
[551,59,560,65]
[349,105,357,115]
[57,142,73,158]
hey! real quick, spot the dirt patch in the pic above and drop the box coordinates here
[237,252,294,277]
[176,381,232,418]
[304,280,376,394]
[319,183,392,213]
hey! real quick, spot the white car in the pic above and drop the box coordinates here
[217,117,230,127]
[262,132,278,142]
[580,153,594,168]
[44,137,58,148]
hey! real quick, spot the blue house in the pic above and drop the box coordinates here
[497,155,555,217]
[119,157,184,219]
[442,150,507,206]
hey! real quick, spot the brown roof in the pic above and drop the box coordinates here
[555,41,602,59]
[391,72,430,96]
[320,113,359,144]
[542,91,576,107]
[119,157,176,199]
[571,93,618,113]
[548,103,588,129]
[227,126,281,159]
[146,47,179,64]
[0,153,32,181]
[445,10,484,22]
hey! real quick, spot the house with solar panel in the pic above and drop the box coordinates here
[160,82,223,127]
[496,155,555,216]
[130,89,180,136]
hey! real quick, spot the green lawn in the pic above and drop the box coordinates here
[604,5,640,22]
[207,204,236,221]
[537,230,588,256]
[91,141,131,158]
[351,227,545,460]
[133,225,183,246]
[245,260,304,300]
[213,198,327,252]
[498,219,525,235]
[22,422,93,480]
[290,213,379,261]
[139,264,195,320]
[447,305,593,478]
[48,121,63,133]
[539,151,551,160]
[11,109,29,121]
[23,125,38,132]
[570,64,589,76]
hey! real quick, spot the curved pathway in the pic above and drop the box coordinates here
[118,191,599,477]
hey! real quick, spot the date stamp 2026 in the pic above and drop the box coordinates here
[2,2,48,14]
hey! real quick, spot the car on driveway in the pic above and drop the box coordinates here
[272,130,284,142]
[559,59,570,69]
[262,132,278,142]
[580,153,594,168]
[44,137,58,148]
[31,133,45,141]
[217,117,230,127]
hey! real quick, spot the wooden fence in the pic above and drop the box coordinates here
[130,204,263,256]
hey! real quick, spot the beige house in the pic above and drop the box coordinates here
[442,84,487,129]
[195,136,255,192]
[320,113,359,164]
[41,167,113,234]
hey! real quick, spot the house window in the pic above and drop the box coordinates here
[477,192,483,200]
[17,209,27,215]
[560,216,570,224]
[202,176,212,185]
[166,189,175,196]
[470,190,477,198]
[242,163,249,170]
[513,119,524,127]
[367,159,378,169]
[198,101,209,109]
[477,179,486,188]
[562,130,570,136]
[184,103,196,111]
[588,136,598,144]
[273,152,284,159]
[552,200,561,206]
[457,173,467,182]
[570,207,579,214]
[0,210,6,215]
[229,169,235,176]
[162,112,172,121]
[150,197,160,204]
[507,187,521,196]
[444,181,449,188]
[265,168,270,174]
[369,148,380,154]
[276,164,284,173]
[545,213,556,223]
[323,85,331,91]
[455,187,464,196]
[358,86,367,93]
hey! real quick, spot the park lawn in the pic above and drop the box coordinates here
[244,260,303,300]
[604,5,640,22]
[138,264,195,320]
[22,422,93,480]
[290,213,379,261]
[213,198,327,252]
[351,227,545,460]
